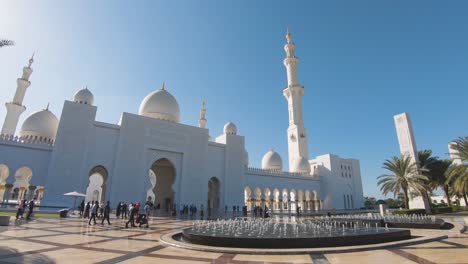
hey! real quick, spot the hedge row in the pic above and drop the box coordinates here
[394,206,468,215]
[393,209,426,215]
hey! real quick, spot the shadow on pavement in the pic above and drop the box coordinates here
[0,246,55,264]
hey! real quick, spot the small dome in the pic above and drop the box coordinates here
[139,84,180,122]
[261,149,283,171]
[223,121,237,135]
[73,87,94,105]
[291,156,310,174]
[19,108,59,143]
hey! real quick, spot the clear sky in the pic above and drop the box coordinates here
[1,1,467,199]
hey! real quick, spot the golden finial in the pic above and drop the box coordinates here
[28,52,35,67]
[286,26,292,43]
[161,82,165,90]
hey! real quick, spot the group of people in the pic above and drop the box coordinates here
[15,199,35,220]
[250,205,270,218]
[79,200,111,225]
[178,204,202,217]
[78,200,152,228]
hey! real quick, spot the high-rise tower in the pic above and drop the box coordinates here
[282,29,310,173]
[1,55,34,136]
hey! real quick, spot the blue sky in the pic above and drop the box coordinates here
[1,1,467,199]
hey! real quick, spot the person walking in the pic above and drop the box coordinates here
[84,201,91,218]
[26,200,35,220]
[101,201,111,225]
[16,200,26,219]
[125,203,136,228]
[88,201,98,225]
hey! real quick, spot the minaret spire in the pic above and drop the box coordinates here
[1,55,34,136]
[282,29,310,173]
[199,100,207,128]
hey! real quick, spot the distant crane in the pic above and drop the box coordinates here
[0,39,15,48]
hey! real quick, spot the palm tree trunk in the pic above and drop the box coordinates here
[403,189,409,209]
[443,185,451,207]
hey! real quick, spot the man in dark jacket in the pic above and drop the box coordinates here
[101,201,111,225]
[122,203,128,219]
[116,202,121,218]
[79,200,85,216]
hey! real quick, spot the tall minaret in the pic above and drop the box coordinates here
[1,55,34,136]
[199,101,207,128]
[282,29,309,171]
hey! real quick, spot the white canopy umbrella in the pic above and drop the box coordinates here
[64,191,86,197]
[64,191,86,215]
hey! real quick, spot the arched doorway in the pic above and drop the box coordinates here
[0,164,9,202]
[305,191,311,211]
[150,158,176,212]
[297,190,304,211]
[254,187,262,207]
[244,186,252,211]
[85,166,108,203]
[264,188,271,209]
[13,167,32,202]
[273,188,280,211]
[282,188,288,210]
[207,177,221,212]
[290,189,297,211]
[313,191,319,211]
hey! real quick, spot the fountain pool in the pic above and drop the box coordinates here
[179,218,411,248]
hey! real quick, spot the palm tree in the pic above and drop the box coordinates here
[446,137,468,205]
[417,150,438,208]
[378,155,428,209]
[428,159,453,206]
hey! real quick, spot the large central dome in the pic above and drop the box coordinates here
[138,84,180,122]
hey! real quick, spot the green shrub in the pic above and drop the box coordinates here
[393,209,426,215]
[431,206,455,214]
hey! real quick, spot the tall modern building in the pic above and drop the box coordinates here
[393,112,429,211]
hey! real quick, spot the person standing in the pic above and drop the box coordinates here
[116,202,121,218]
[122,203,128,219]
[88,201,98,225]
[101,201,111,225]
[26,200,35,220]
[140,202,150,228]
[125,203,136,228]
[79,200,85,216]
[84,202,91,218]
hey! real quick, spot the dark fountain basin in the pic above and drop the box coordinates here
[181,222,411,248]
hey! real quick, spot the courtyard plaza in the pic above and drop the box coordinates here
[0,214,467,264]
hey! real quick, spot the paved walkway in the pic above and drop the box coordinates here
[0,216,466,263]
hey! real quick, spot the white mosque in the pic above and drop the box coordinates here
[0,31,364,212]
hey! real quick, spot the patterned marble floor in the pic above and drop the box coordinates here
[0,216,466,264]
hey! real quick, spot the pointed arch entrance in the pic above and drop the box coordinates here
[13,167,33,201]
[0,164,9,202]
[85,166,108,203]
[207,177,221,212]
[148,158,176,212]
